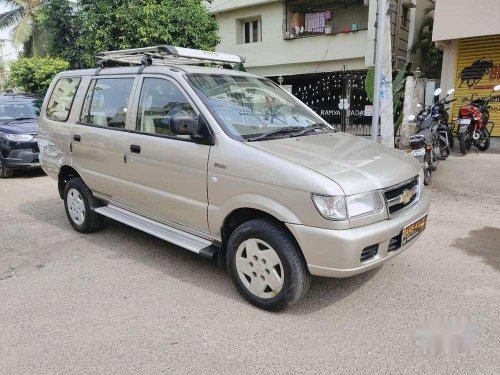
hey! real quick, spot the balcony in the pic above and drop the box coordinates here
[283,0,369,40]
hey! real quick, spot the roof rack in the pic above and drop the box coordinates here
[96,45,246,67]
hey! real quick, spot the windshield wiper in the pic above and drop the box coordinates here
[247,126,304,141]
[3,117,36,125]
[290,123,334,137]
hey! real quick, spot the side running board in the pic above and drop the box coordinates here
[94,205,218,259]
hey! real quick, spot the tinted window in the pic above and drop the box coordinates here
[137,78,196,139]
[46,77,81,121]
[80,78,134,129]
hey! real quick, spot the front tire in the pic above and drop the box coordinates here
[0,159,14,178]
[63,178,104,233]
[226,218,310,311]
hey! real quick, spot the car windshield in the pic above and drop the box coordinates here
[0,100,41,122]
[187,73,332,141]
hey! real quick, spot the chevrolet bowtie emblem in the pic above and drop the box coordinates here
[400,189,413,205]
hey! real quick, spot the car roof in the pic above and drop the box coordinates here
[56,64,262,79]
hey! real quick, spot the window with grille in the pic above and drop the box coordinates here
[283,0,369,39]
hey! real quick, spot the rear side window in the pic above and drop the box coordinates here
[80,78,134,129]
[46,77,81,121]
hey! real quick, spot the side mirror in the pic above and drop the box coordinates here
[434,88,442,97]
[447,88,455,95]
[407,115,416,123]
[494,85,500,92]
[171,114,200,136]
[170,114,214,145]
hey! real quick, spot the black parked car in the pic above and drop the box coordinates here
[0,93,43,178]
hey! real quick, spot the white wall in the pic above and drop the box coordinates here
[433,0,500,42]
[214,1,370,76]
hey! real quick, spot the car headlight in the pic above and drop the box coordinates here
[4,133,34,142]
[312,190,384,220]
[311,194,348,220]
[346,191,384,218]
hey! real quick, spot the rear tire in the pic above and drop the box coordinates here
[447,129,454,149]
[0,159,14,178]
[459,133,469,155]
[424,168,432,186]
[63,177,104,233]
[226,218,310,311]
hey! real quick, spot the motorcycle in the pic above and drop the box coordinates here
[457,84,500,154]
[416,88,456,158]
[407,88,454,185]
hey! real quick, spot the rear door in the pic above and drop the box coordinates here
[123,75,210,234]
[71,76,136,203]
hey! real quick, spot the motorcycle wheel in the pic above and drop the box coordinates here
[447,129,454,149]
[424,168,432,186]
[476,128,490,152]
[441,144,451,159]
[459,133,471,155]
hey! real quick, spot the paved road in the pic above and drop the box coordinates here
[1,149,499,374]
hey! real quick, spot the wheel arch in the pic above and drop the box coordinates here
[58,165,81,199]
[217,207,303,268]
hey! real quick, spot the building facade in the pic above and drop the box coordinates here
[208,0,417,133]
[433,0,500,136]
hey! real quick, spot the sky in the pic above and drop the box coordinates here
[0,4,20,63]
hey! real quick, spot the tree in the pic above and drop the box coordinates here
[411,0,442,78]
[0,0,45,56]
[37,0,83,68]
[40,0,221,69]
[8,57,69,94]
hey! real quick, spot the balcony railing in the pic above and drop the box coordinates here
[283,0,369,40]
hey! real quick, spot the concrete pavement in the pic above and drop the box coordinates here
[0,148,499,374]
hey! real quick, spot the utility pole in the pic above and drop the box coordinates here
[371,0,388,142]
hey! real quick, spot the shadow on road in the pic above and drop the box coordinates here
[10,168,46,179]
[452,226,500,272]
[19,198,377,314]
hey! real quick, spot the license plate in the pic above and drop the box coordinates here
[411,148,425,157]
[458,118,471,125]
[402,215,428,245]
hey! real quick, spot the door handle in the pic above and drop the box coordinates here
[130,144,141,153]
[73,134,81,142]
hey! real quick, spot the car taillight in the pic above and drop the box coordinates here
[459,108,472,117]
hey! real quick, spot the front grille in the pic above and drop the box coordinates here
[384,177,419,217]
[388,233,402,252]
[360,244,378,262]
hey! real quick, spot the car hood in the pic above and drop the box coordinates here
[247,132,421,195]
[0,120,38,134]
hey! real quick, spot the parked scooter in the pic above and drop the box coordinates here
[457,85,500,154]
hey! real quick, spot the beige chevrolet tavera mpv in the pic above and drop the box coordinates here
[39,46,430,311]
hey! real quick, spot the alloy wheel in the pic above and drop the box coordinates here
[235,238,284,299]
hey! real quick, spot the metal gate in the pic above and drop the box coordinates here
[272,69,374,135]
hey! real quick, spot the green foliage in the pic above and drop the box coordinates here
[365,67,374,103]
[39,0,221,68]
[8,57,69,95]
[411,0,442,78]
[0,0,45,56]
[37,0,83,68]
[364,62,409,133]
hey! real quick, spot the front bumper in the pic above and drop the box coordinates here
[3,149,40,169]
[287,190,431,278]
